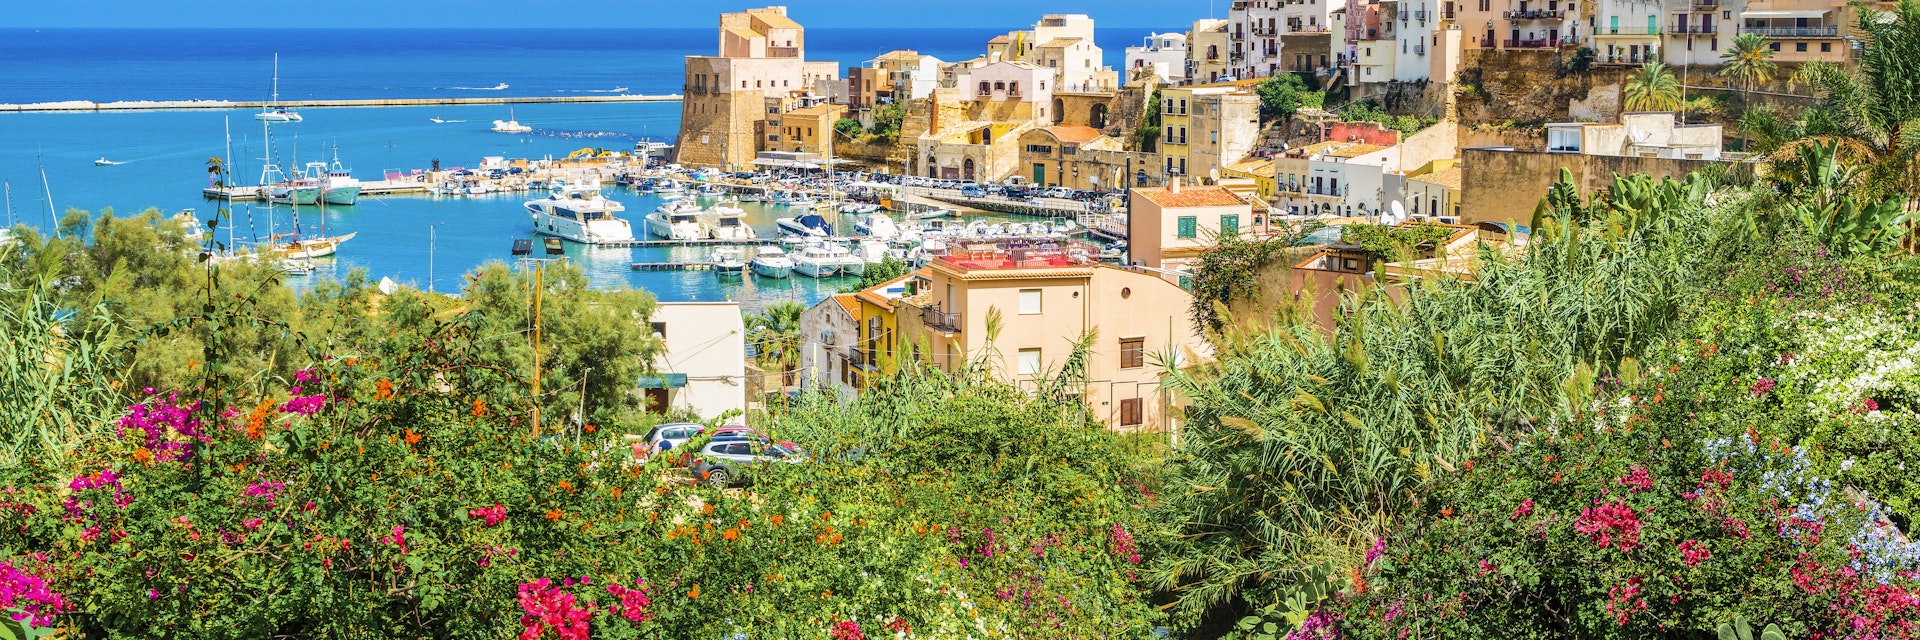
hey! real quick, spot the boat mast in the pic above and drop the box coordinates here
[3,179,12,228]
[271,53,280,111]
[36,155,56,237]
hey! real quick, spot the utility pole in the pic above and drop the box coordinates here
[512,237,566,439]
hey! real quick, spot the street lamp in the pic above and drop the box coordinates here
[511,237,567,439]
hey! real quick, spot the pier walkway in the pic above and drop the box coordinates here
[2,94,683,114]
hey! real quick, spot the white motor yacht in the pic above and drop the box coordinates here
[525,185,634,244]
[792,241,865,278]
[711,247,748,278]
[699,204,755,240]
[774,213,832,239]
[750,246,794,279]
[853,213,899,240]
[645,202,704,241]
[492,106,532,133]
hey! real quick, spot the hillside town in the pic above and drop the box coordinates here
[656,3,1794,427]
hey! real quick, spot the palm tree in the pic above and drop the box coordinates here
[1720,33,1777,109]
[1765,0,1920,198]
[1623,61,1683,112]
[746,300,806,386]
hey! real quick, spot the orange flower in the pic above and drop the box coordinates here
[768,514,784,526]
[131,447,153,465]
[375,379,394,401]
[736,519,749,531]
[647,512,658,521]
[545,508,563,522]
[345,358,358,367]
[470,398,488,418]
[403,429,421,446]
[610,487,622,499]
[1440,506,1454,519]
[1543,454,1556,464]
[723,528,740,542]
[558,480,574,493]
[701,504,714,517]
[821,511,832,521]
[370,473,378,483]
[1462,460,1475,472]
[687,584,701,599]
[583,423,597,433]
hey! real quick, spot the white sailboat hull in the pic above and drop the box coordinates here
[278,232,356,259]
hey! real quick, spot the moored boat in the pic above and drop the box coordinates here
[699,204,755,240]
[711,247,748,278]
[526,185,634,244]
[750,246,794,279]
[645,202,704,241]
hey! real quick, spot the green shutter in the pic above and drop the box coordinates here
[1177,216,1198,239]
[1220,214,1240,236]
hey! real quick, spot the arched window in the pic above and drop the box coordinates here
[962,158,975,180]
[1052,98,1066,125]
[1090,103,1109,129]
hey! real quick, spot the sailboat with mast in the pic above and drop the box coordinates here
[255,54,302,123]
[492,106,531,133]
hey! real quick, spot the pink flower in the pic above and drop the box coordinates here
[1617,466,1655,494]
[1511,499,1535,520]
[831,621,866,640]
[383,525,409,554]
[1574,501,1643,551]
[242,518,263,531]
[1751,378,1776,396]
[1678,539,1710,567]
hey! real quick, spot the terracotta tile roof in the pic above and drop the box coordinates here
[832,294,862,321]
[1133,185,1246,209]
[988,35,1012,44]
[1225,156,1274,174]
[1411,166,1463,190]
[1036,37,1084,49]
[874,49,922,62]
[747,8,802,29]
[1326,143,1389,158]
[1042,125,1103,144]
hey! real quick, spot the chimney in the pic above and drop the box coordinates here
[929,92,939,136]
[1171,175,1181,193]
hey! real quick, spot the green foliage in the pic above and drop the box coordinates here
[1186,232,1307,333]
[868,101,905,141]
[852,254,906,291]
[1337,221,1458,260]
[1335,100,1436,135]
[1721,33,1778,109]
[1720,615,1790,640]
[1773,140,1913,256]
[1255,73,1312,121]
[1566,46,1596,73]
[1139,90,1162,153]
[1624,61,1683,112]
[0,232,126,467]
[831,117,863,139]
[745,300,805,378]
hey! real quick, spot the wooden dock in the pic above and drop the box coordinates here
[203,179,430,202]
[3,94,683,114]
[631,262,716,272]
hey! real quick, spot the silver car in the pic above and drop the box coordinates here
[635,422,704,459]
[690,437,803,485]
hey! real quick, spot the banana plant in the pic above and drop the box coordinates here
[1717,615,1788,640]
[1779,139,1912,256]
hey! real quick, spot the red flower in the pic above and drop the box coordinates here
[1511,499,1535,520]
[1678,539,1711,567]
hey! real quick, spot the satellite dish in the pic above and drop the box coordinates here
[378,277,398,295]
[1389,200,1407,223]
[1208,168,1222,182]
[819,330,836,345]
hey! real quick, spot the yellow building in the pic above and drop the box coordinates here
[775,103,847,154]
[893,240,1209,432]
[1405,164,1462,221]
[1222,155,1276,200]
[850,271,925,380]
[1159,88,1195,179]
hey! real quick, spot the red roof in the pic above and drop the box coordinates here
[1043,125,1103,144]
[1133,186,1246,209]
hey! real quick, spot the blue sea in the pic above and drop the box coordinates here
[0,28,1151,311]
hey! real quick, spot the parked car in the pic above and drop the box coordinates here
[689,436,804,485]
[709,425,802,453]
[634,422,705,459]
[960,185,987,198]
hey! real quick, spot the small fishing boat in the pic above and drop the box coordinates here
[910,207,956,220]
[492,106,532,133]
[94,158,121,167]
[852,213,899,240]
[711,247,748,278]
[429,117,465,124]
[750,246,794,279]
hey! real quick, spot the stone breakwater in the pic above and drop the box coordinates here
[0,95,685,113]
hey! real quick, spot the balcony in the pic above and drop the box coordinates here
[1504,37,1562,48]
[1416,9,1429,20]
[846,346,880,369]
[1414,42,1427,54]
[1669,23,1716,34]
[1596,26,1662,35]
[1597,52,1656,64]
[1503,9,1564,19]
[919,303,961,333]
[1398,9,1410,19]
[1742,26,1841,37]
[767,46,801,58]
[1692,0,1717,7]
[1265,47,1280,56]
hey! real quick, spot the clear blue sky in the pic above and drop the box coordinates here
[14,0,1220,29]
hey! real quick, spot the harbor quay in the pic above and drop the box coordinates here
[0,94,683,113]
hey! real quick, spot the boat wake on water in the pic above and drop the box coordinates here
[449,83,509,91]
[566,87,630,93]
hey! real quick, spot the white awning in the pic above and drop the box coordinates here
[1741,10,1828,18]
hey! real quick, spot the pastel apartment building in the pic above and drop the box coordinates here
[1188,19,1236,84]
[1158,85,1262,182]
[1125,32,1192,83]
[986,14,1120,93]
[891,240,1209,432]
[1128,181,1256,271]
[644,302,748,420]
[676,6,840,169]
[1545,111,1722,159]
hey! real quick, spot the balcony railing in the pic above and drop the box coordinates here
[1265,47,1280,56]
[920,303,961,333]
[767,46,801,58]
[1414,42,1427,54]
[1439,8,1456,18]
[1742,26,1840,37]
[1504,37,1562,48]
[1598,26,1662,35]
[1669,23,1715,34]
[846,346,879,368]
[1415,9,1429,20]
[1398,9,1410,19]
[1692,0,1717,7]
[1597,52,1655,64]
[1503,9,1563,19]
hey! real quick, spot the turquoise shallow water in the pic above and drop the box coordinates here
[0,102,881,311]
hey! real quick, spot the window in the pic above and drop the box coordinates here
[1796,42,1808,52]
[978,81,991,96]
[1018,348,1042,375]
[1220,214,1240,236]
[1120,338,1145,369]
[1821,42,1832,52]
[1018,289,1042,315]
[1118,398,1144,427]
[1176,216,1198,239]
[1770,42,1782,51]
[650,322,667,339]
